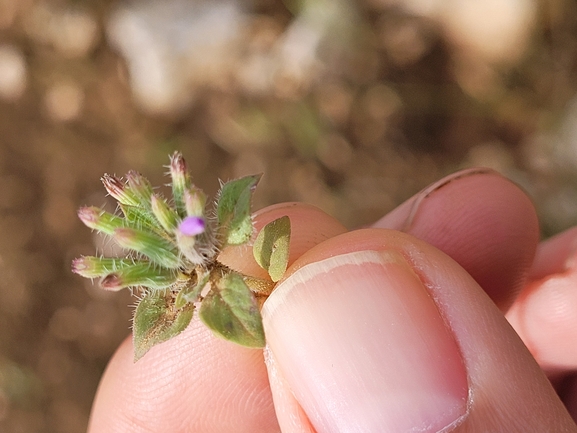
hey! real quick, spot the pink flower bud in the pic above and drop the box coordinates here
[179,216,205,236]
[101,174,139,206]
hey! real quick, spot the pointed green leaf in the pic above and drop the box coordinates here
[133,291,194,361]
[199,272,265,347]
[253,216,291,282]
[216,175,261,246]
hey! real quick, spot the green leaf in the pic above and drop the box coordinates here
[243,275,275,296]
[216,175,261,246]
[253,216,291,282]
[199,272,265,348]
[133,291,194,361]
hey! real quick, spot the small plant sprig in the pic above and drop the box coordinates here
[72,152,291,361]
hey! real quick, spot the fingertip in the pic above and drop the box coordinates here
[374,169,539,309]
[529,227,577,281]
[507,243,577,371]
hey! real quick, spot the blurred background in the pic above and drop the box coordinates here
[1,0,577,431]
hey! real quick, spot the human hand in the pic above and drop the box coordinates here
[87,168,577,432]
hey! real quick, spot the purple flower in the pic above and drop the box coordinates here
[179,216,205,236]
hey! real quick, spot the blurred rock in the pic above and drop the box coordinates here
[107,0,361,114]
[0,45,26,101]
[107,0,246,115]
[272,0,359,98]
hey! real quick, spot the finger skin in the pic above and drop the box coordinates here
[265,229,576,432]
[507,228,577,372]
[529,227,577,281]
[87,204,347,433]
[88,321,277,433]
[374,168,539,310]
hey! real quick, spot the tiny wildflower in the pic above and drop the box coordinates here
[72,152,292,361]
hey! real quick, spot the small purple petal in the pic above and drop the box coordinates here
[179,216,205,236]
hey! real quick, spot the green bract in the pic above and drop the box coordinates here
[217,174,261,246]
[72,152,292,361]
[253,216,291,282]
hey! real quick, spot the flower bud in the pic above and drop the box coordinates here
[78,206,123,235]
[151,194,179,232]
[126,170,153,207]
[100,262,178,291]
[101,174,139,206]
[114,228,181,269]
[72,256,132,278]
[169,151,191,217]
[184,186,207,217]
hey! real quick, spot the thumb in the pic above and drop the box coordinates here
[262,229,576,433]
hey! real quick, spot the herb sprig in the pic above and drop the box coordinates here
[72,152,291,361]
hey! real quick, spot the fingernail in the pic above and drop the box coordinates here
[262,250,468,433]
[374,168,494,232]
[402,167,494,231]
